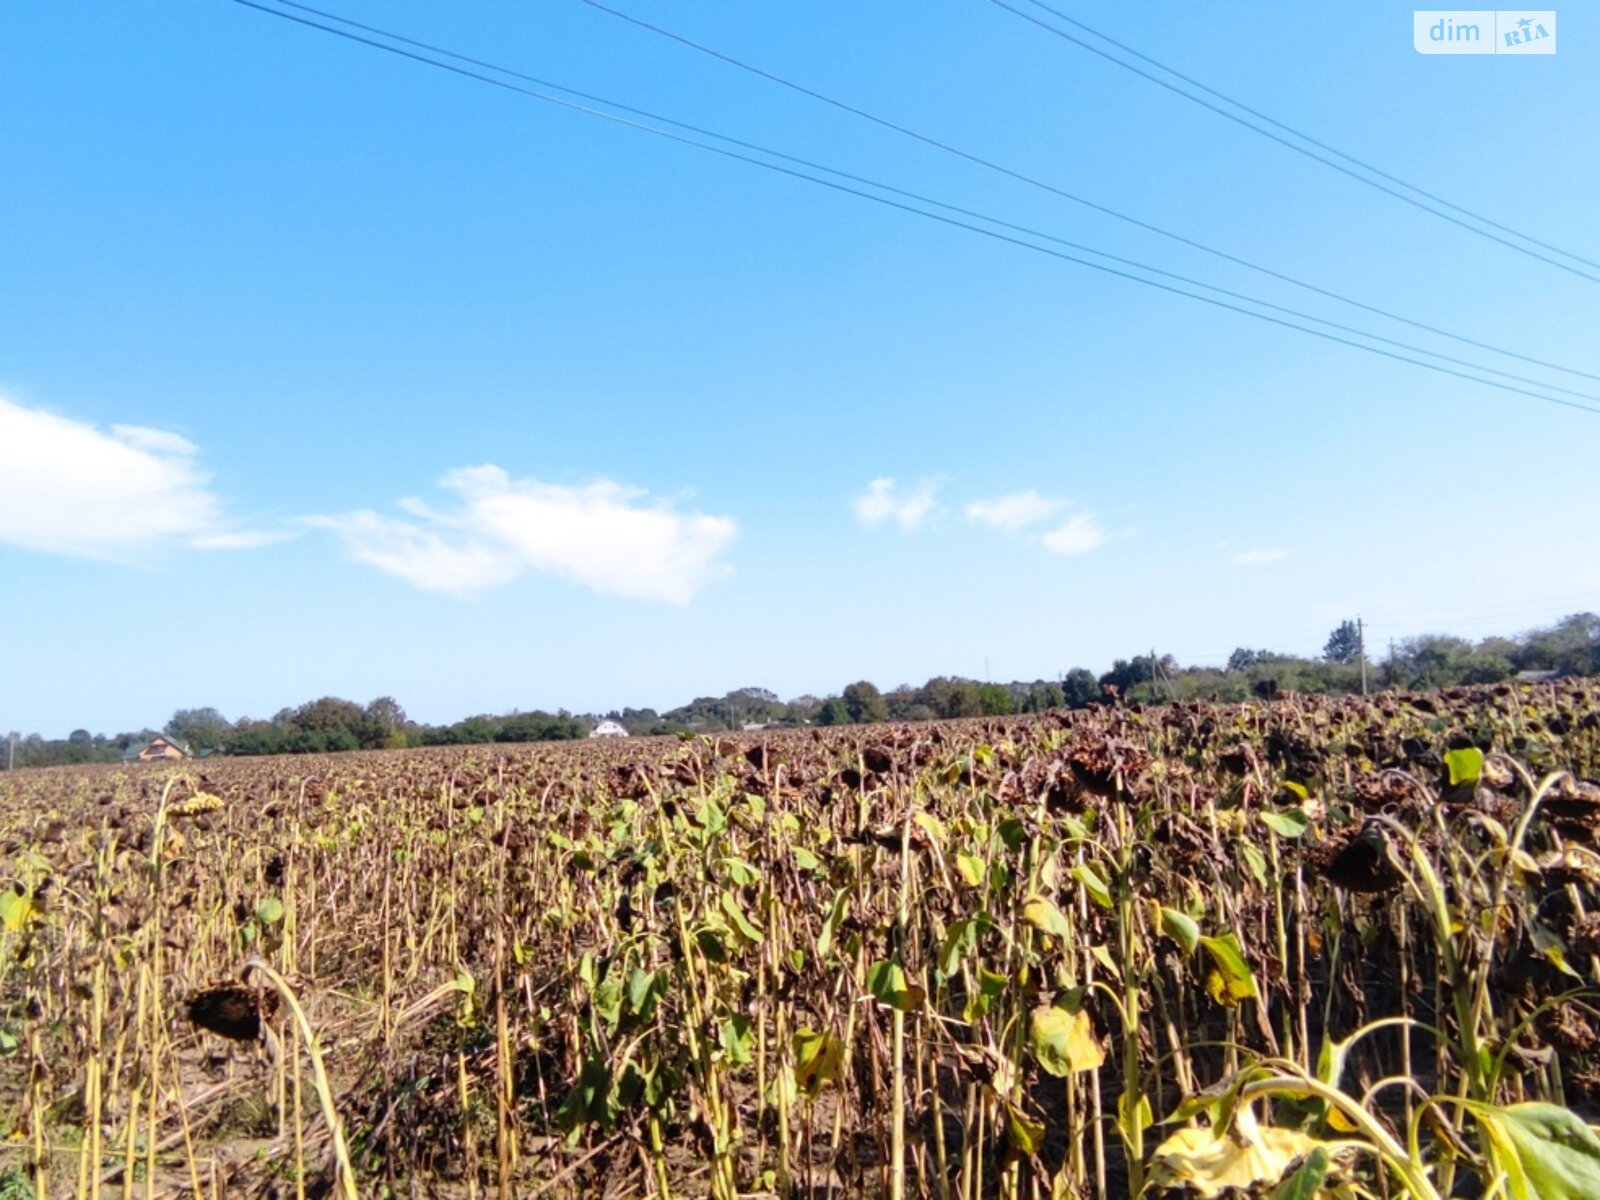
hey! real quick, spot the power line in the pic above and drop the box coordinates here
[230,0,1600,416]
[580,0,1600,384]
[1005,0,1600,274]
[993,0,1600,285]
[1365,591,1600,625]
[277,0,1600,402]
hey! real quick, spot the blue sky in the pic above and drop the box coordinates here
[3,2,1597,736]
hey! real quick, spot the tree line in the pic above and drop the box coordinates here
[5,613,1596,767]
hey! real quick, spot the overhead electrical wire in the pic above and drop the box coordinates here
[580,0,1600,384]
[243,6,1600,407]
[1003,0,1600,274]
[992,0,1600,285]
[230,0,1600,416]
[1365,592,1600,624]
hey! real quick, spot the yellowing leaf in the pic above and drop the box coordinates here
[1090,944,1120,979]
[1151,1104,1328,1199]
[1260,809,1310,839]
[913,810,947,846]
[866,960,924,1012]
[1511,848,1542,877]
[1325,1104,1360,1133]
[171,792,224,816]
[0,892,36,933]
[964,967,1007,1022]
[1200,932,1257,1004]
[1022,895,1072,940]
[939,912,992,976]
[1031,1004,1104,1076]
[793,1027,843,1098]
[1003,1100,1045,1155]
[720,892,763,943]
[1445,747,1485,787]
[719,1014,754,1065]
[1073,863,1113,909]
[1203,968,1242,1008]
[1118,1090,1153,1143]
[955,850,985,887]
[454,969,476,1025]
[720,856,760,886]
[1474,1101,1600,1200]
[1532,926,1584,979]
[1240,842,1269,887]
[1155,904,1201,955]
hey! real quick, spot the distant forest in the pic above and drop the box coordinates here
[6,613,1597,769]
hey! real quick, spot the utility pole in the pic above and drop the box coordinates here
[6,732,14,771]
[1357,616,1369,696]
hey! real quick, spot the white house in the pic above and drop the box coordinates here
[589,719,629,739]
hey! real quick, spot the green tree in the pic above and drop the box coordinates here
[1099,655,1175,698]
[497,711,583,742]
[977,683,1014,715]
[1518,613,1600,674]
[883,686,921,721]
[290,697,367,738]
[815,697,851,726]
[1061,668,1099,708]
[165,707,232,754]
[1226,648,1273,672]
[782,697,822,726]
[1021,682,1064,712]
[1323,620,1363,666]
[449,716,500,744]
[229,720,284,756]
[1391,635,1474,689]
[841,681,888,724]
[940,680,983,718]
[363,696,408,748]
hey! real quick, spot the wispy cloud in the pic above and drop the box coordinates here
[965,489,1068,531]
[852,477,940,532]
[187,529,296,551]
[0,392,284,559]
[960,486,1108,556]
[310,465,737,603]
[1041,512,1108,556]
[1232,547,1289,566]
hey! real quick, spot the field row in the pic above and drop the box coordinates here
[3,683,1599,1198]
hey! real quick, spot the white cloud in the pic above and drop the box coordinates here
[310,465,738,603]
[965,489,1068,531]
[187,530,296,551]
[304,509,523,594]
[109,425,200,457]
[1233,547,1289,566]
[852,477,940,532]
[1041,513,1107,556]
[0,393,278,558]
